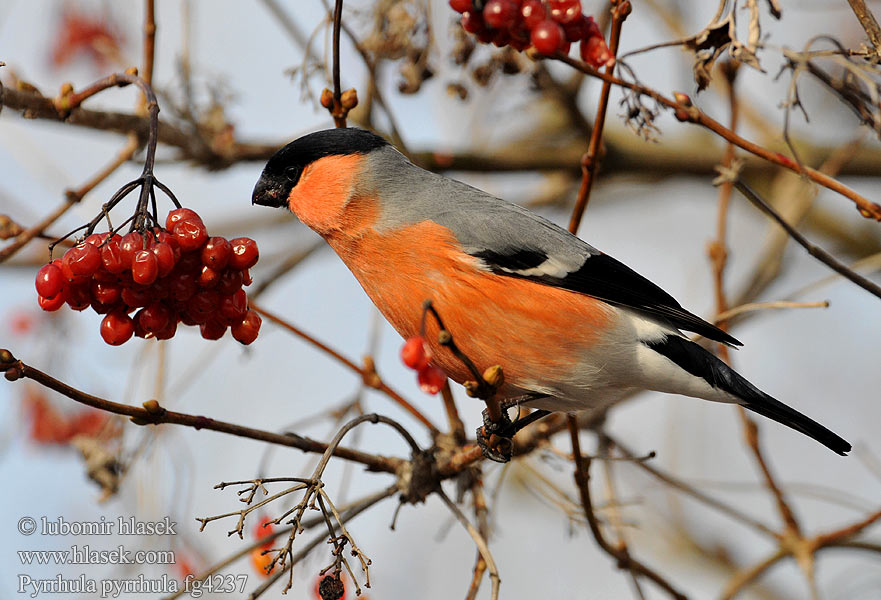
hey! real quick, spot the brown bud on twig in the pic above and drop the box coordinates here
[361,355,381,388]
[124,66,139,76]
[320,88,335,110]
[340,88,358,110]
[142,399,165,415]
[482,365,504,389]
[673,91,692,107]
[5,367,22,381]
[0,349,15,365]
[464,381,480,397]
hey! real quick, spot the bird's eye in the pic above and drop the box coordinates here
[284,166,300,181]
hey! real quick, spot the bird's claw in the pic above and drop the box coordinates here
[477,406,514,463]
[476,425,514,463]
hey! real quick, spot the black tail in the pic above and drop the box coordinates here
[740,396,851,456]
[645,336,851,456]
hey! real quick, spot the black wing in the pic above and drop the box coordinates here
[472,247,741,347]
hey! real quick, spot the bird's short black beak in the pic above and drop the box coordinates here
[252,174,287,208]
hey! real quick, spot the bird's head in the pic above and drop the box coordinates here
[252,128,390,235]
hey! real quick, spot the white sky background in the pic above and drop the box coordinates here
[1,0,880,598]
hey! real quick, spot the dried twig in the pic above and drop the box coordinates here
[568,0,631,234]
[0,349,403,474]
[567,417,688,599]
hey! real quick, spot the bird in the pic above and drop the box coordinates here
[252,127,850,456]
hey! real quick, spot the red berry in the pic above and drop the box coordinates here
[38,294,65,312]
[66,242,102,276]
[200,319,227,340]
[175,251,203,275]
[549,0,582,24]
[179,309,200,327]
[91,281,121,306]
[228,237,259,270]
[63,283,91,311]
[563,15,587,41]
[584,15,601,38]
[89,298,114,314]
[253,516,275,550]
[100,235,127,273]
[219,289,249,323]
[580,34,612,68]
[531,20,565,54]
[100,312,134,345]
[121,285,152,308]
[202,237,232,270]
[461,11,485,34]
[217,269,243,295]
[60,252,88,285]
[173,219,208,252]
[84,233,104,246]
[491,28,511,46]
[521,0,546,28]
[198,266,220,288]
[187,290,220,323]
[231,310,261,345]
[449,0,473,13]
[150,276,172,300]
[119,232,145,269]
[138,303,172,334]
[165,208,202,231]
[401,337,431,370]
[151,242,177,277]
[35,263,64,298]
[132,249,159,285]
[483,0,518,29]
[154,317,178,340]
[417,364,446,395]
[170,272,199,301]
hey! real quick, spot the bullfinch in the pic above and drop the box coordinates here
[252,127,850,456]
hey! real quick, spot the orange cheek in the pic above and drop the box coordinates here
[328,221,614,388]
[286,154,364,234]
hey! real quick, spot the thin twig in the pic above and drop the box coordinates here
[731,180,881,300]
[846,0,881,55]
[331,0,345,128]
[713,300,829,323]
[567,417,688,599]
[140,0,156,114]
[0,350,403,474]
[720,549,788,600]
[553,54,881,221]
[436,487,501,600]
[609,435,777,537]
[568,0,631,234]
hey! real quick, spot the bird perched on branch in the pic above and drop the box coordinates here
[252,127,850,457]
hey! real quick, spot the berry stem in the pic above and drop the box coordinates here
[47,72,180,254]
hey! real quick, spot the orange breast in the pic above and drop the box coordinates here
[326,219,615,390]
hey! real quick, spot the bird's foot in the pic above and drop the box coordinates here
[476,425,514,463]
[476,405,514,463]
[475,398,553,463]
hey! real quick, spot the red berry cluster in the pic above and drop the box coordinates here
[450,0,613,68]
[400,336,447,395]
[34,208,262,346]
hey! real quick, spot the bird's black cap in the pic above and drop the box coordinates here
[252,128,389,208]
